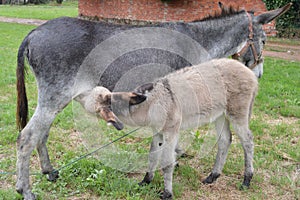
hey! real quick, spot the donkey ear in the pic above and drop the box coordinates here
[254,3,292,24]
[129,93,147,105]
[218,2,224,9]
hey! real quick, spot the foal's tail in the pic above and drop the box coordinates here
[16,36,29,130]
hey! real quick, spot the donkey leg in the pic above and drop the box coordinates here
[203,115,232,184]
[36,93,72,181]
[36,131,59,181]
[160,131,178,200]
[16,127,37,200]
[232,123,254,188]
[139,133,164,185]
[16,106,57,200]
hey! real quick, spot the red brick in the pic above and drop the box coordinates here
[78,0,275,35]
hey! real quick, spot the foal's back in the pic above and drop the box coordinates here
[164,58,258,128]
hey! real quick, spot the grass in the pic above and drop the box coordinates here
[256,59,300,118]
[0,17,299,200]
[0,1,78,20]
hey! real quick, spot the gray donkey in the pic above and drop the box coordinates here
[77,58,258,199]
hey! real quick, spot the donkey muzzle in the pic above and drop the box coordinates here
[107,119,124,130]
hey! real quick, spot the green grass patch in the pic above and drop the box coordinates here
[255,58,300,117]
[0,22,36,143]
[0,21,299,199]
[0,1,78,20]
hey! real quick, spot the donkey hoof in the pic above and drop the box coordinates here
[47,170,59,182]
[16,186,23,195]
[202,172,220,184]
[18,190,36,200]
[160,189,173,200]
[179,153,194,159]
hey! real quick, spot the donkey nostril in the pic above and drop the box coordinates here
[258,72,262,78]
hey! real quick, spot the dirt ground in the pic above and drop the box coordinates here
[1,16,300,61]
[264,41,300,62]
[0,16,47,26]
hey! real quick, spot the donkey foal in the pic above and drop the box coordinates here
[77,58,258,199]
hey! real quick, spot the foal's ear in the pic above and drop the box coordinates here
[129,93,147,105]
[134,83,154,95]
[254,3,292,24]
[98,93,111,105]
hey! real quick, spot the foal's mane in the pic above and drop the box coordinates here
[193,5,246,22]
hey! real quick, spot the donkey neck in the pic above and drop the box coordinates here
[188,12,250,58]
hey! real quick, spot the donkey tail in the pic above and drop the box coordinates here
[16,36,29,130]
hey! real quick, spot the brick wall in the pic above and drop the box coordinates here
[78,0,277,36]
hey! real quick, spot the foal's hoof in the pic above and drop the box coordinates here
[47,170,59,182]
[138,179,150,186]
[240,175,252,190]
[160,189,173,200]
[239,183,250,190]
[138,172,153,186]
[240,174,252,190]
[16,189,36,200]
[202,172,220,184]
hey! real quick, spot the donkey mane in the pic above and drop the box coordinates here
[193,5,245,22]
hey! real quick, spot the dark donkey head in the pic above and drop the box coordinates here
[231,3,292,77]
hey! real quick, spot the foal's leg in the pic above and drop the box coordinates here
[160,131,179,200]
[16,106,57,200]
[203,115,232,184]
[139,132,164,185]
[232,121,254,188]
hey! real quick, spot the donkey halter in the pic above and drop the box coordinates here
[232,12,263,69]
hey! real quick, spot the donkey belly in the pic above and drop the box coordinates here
[180,107,225,130]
